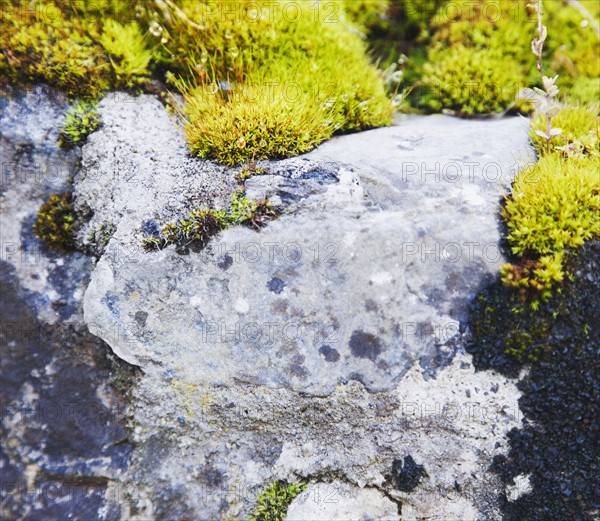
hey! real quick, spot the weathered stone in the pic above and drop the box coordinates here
[285,482,400,521]
[1,86,134,521]
[3,88,536,520]
[76,94,532,518]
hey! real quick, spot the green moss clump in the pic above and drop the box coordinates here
[530,104,599,158]
[1,1,114,98]
[33,192,76,252]
[500,153,600,305]
[100,20,152,88]
[142,192,277,252]
[420,45,521,115]
[414,0,600,114]
[249,480,307,521]
[152,0,393,165]
[503,154,600,257]
[58,100,101,148]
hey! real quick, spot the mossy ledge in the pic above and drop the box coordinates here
[1,0,393,165]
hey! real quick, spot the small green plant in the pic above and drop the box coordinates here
[142,192,277,252]
[33,192,76,252]
[87,222,117,254]
[142,208,227,251]
[415,0,600,114]
[531,104,599,158]
[157,0,393,165]
[528,0,562,155]
[236,161,268,183]
[59,100,101,148]
[226,191,277,229]
[100,20,152,87]
[249,480,307,521]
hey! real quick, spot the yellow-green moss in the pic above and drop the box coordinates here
[33,192,76,252]
[500,153,600,305]
[416,0,600,113]
[0,1,128,98]
[58,100,101,148]
[100,19,152,88]
[421,45,521,115]
[249,480,307,521]
[155,0,393,165]
[503,154,600,257]
[531,104,599,157]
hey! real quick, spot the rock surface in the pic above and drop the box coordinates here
[2,88,536,520]
[82,98,533,394]
[285,482,400,521]
[78,95,531,519]
[1,86,134,520]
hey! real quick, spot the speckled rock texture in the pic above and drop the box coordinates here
[1,86,134,521]
[77,94,532,519]
[2,88,539,520]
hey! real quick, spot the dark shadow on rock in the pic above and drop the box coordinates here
[465,241,600,521]
[0,261,138,520]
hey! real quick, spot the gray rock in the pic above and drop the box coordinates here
[77,94,532,519]
[285,481,400,521]
[82,106,533,394]
[0,86,133,521]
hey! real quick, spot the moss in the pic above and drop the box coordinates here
[0,1,115,98]
[500,153,600,303]
[58,100,101,148]
[420,45,522,115]
[503,154,600,257]
[249,480,307,521]
[530,104,599,158]
[87,222,117,255]
[33,192,76,252]
[142,192,277,252]
[100,20,152,88]
[467,241,600,518]
[414,0,600,114]
[150,0,392,165]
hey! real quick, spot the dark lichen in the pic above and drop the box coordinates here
[391,455,428,492]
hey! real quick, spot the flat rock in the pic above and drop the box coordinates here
[285,482,400,521]
[76,94,531,519]
[82,100,533,395]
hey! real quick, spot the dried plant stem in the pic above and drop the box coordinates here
[530,0,562,155]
